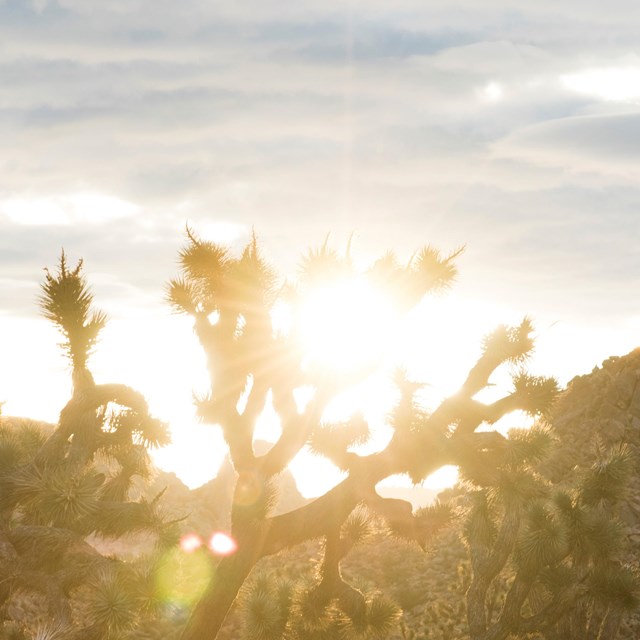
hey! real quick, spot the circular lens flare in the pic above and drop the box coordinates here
[180,533,203,553]
[209,532,238,556]
[155,546,211,607]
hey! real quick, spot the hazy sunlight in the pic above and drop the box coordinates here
[153,285,540,498]
[298,276,395,372]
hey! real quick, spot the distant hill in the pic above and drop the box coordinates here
[376,483,439,509]
[145,439,308,537]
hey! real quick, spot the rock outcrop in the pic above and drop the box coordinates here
[544,348,640,537]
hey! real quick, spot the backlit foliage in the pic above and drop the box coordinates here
[460,423,638,640]
[167,229,572,640]
[4,230,635,640]
[0,254,175,639]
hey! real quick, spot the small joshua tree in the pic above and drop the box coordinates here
[238,506,414,640]
[461,426,638,640]
[166,228,559,640]
[0,253,173,639]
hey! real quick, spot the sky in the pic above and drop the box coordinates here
[1,0,639,492]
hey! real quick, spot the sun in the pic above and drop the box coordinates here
[278,288,533,499]
[147,268,530,501]
[296,276,396,374]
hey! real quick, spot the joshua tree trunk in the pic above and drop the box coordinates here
[181,551,255,640]
[181,477,364,639]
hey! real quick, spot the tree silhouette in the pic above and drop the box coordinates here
[167,229,559,640]
[0,253,174,639]
[460,429,638,640]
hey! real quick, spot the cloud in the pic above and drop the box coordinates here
[561,59,640,102]
[1,0,639,329]
[493,112,640,180]
[1,192,139,226]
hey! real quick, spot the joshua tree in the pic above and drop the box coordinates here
[461,426,638,640]
[167,229,559,640]
[0,253,173,639]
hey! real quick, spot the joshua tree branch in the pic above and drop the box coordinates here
[517,580,588,635]
[466,507,521,638]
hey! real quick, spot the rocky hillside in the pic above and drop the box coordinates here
[544,348,640,639]
[543,348,640,524]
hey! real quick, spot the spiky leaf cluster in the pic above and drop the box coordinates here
[589,565,640,612]
[39,251,107,370]
[168,227,276,319]
[481,318,535,366]
[514,502,568,575]
[102,409,170,451]
[414,501,455,548]
[298,237,353,289]
[341,508,375,549]
[241,573,400,640]
[367,246,463,313]
[511,372,559,418]
[462,490,497,549]
[502,426,554,468]
[579,442,633,507]
[82,568,139,638]
[241,574,293,640]
[0,420,48,474]
[460,415,638,640]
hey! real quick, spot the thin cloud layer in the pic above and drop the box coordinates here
[0,0,638,352]
[494,113,640,179]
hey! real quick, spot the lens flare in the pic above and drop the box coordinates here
[155,547,212,607]
[233,470,263,507]
[180,533,203,553]
[209,532,238,556]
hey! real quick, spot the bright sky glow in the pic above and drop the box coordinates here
[2,274,636,499]
[480,81,504,102]
[298,277,395,372]
[1,192,139,226]
[289,447,347,497]
[265,290,539,499]
[424,465,459,490]
[94,316,226,490]
[562,66,640,101]
[194,219,248,245]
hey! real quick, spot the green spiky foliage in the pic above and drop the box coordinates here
[166,229,564,640]
[239,520,401,640]
[0,253,174,639]
[459,420,638,640]
[39,251,107,378]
